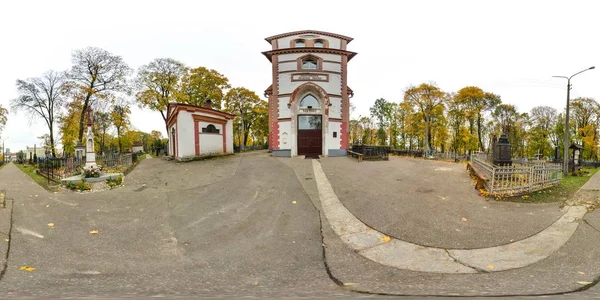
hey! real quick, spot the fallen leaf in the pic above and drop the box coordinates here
[253,281,259,285]
[486,265,495,270]
[89,230,99,234]
[343,282,358,286]
[381,235,391,243]
[578,281,593,285]
[292,200,297,204]
[4,239,9,242]
[19,266,36,271]
[579,271,585,275]
[47,223,54,227]
[460,217,468,222]
[35,195,38,197]
[46,205,50,208]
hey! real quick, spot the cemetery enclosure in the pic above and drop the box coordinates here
[470,155,562,196]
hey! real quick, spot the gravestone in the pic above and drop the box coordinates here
[493,133,512,166]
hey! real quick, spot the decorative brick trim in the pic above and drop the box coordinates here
[277,93,342,98]
[297,54,323,71]
[263,48,357,62]
[291,73,329,82]
[265,30,353,43]
[192,114,227,125]
[278,69,341,75]
[340,55,349,150]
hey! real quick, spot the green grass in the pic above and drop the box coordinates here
[503,167,600,203]
[15,163,59,192]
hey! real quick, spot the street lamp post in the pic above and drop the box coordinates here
[553,66,595,177]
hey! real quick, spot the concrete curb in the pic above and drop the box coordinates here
[312,160,588,274]
[0,190,13,280]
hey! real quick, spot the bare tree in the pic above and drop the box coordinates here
[11,70,65,157]
[67,47,131,143]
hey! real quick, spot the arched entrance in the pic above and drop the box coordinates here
[290,83,329,157]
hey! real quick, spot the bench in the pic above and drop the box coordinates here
[467,162,489,190]
[347,150,364,162]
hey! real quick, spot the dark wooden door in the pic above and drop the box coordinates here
[298,115,322,155]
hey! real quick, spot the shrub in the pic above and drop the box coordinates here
[63,181,91,191]
[105,176,123,189]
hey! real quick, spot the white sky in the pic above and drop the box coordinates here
[0,0,598,153]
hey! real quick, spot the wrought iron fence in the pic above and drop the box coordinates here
[36,153,138,184]
[389,149,424,158]
[471,156,562,196]
[351,145,389,160]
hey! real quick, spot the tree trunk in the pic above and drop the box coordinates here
[477,114,484,151]
[424,117,430,154]
[49,124,56,157]
[240,108,245,152]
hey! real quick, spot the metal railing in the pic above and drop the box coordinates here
[471,156,562,196]
[351,145,390,160]
[36,153,137,184]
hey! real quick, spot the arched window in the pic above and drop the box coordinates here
[295,40,305,47]
[202,124,220,134]
[301,57,318,70]
[300,95,319,109]
[314,40,324,48]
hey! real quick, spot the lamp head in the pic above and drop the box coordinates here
[590,66,596,70]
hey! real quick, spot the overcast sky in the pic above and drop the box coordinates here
[0,0,598,153]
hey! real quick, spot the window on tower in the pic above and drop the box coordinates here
[302,58,318,70]
[299,95,320,109]
[295,40,305,47]
[314,40,324,48]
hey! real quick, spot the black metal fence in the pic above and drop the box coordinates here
[389,149,425,158]
[351,145,390,160]
[36,153,140,184]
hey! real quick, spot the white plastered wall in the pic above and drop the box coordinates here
[329,98,342,119]
[177,111,195,158]
[278,73,342,95]
[278,62,297,72]
[328,121,342,150]
[322,62,341,73]
[278,97,291,118]
[278,121,292,150]
[198,122,223,155]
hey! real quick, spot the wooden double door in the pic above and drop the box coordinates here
[297,115,322,156]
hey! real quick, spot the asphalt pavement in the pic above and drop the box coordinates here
[0,153,599,298]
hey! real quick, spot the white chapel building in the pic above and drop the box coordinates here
[263,30,356,157]
[167,101,235,160]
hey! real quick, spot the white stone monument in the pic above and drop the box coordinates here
[84,107,98,170]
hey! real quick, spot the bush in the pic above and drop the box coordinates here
[105,176,123,189]
[571,169,590,177]
[63,181,91,191]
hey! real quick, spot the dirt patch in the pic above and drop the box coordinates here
[565,190,600,211]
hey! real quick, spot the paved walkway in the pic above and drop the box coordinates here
[314,159,586,273]
[1,155,600,297]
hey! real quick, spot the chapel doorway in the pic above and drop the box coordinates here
[297,115,322,156]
